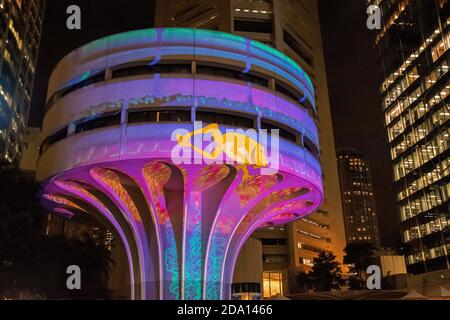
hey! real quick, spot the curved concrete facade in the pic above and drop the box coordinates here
[37,28,323,300]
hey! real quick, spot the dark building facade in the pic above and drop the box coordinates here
[373,0,450,273]
[0,0,44,163]
[337,148,381,247]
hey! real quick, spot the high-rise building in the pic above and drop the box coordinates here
[337,148,381,247]
[155,0,346,295]
[0,0,45,164]
[374,0,450,273]
[37,27,323,300]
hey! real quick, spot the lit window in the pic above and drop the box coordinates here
[263,272,283,298]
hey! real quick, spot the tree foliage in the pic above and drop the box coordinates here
[343,242,376,290]
[303,251,344,292]
[0,161,112,299]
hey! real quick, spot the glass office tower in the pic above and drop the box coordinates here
[374,0,449,273]
[0,0,44,164]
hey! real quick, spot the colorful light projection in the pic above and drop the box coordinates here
[176,123,269,181]
[43,159,320,300]
[142,162,179,299]
[40,28,323,300]
[42,194,85,212]
[68,28,315,112]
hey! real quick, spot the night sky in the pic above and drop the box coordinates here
[30,0,400,247]
[30,0,155,125]
[318,0,400,247]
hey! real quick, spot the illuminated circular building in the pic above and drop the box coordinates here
[37,28,323,300]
